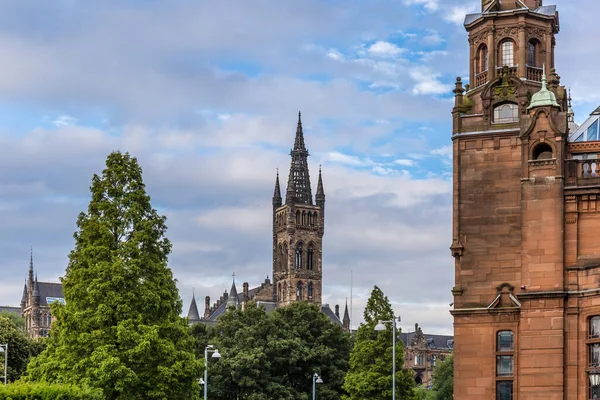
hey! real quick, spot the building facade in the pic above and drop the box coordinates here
[400,323,453,388]
[451,1,600,399]
[20,252,64,339]
[191,113,348,330]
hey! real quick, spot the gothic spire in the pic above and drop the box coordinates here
[273,169,282,208]
[187,289,200,322]
[286,111,313,205]
[28,247,34,290]
[227,274,239,308]
[33,273,40,298]
[316,165,325,208]
[21,281,28,306]
[343,299,350,332]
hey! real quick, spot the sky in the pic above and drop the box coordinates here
[1,0,600,336]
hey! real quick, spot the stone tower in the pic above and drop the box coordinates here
[450,1,577,399]
[273,112,325,306]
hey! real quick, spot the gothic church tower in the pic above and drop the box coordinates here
[273,113,325,306]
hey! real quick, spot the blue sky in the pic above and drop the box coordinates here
[1,0,599,335]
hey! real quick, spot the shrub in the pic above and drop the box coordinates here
[0,381,103,399]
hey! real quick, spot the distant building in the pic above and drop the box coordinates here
[188,113,349,330]
[20,251,64,338]
[400,323,453,388]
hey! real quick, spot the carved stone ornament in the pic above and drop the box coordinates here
[496,26,519,39]
[494,66,517,101]
[470,31,488,48]
[526,26,551,41]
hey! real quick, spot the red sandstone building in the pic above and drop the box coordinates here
[451,1,600,399]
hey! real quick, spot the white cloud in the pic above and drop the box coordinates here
[52,115,78,127]
[410,67,453,95]
[444,3,478,25]
[367,41,406,58]
[403,0,440,12]
[395,159,416,167]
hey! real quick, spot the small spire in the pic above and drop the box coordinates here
[316,166,325,206]
[33,273,40,297]
[342,298,350,331]
[21,281,28,305]
[227,275,239,309]
[527,63,560,110]
[187,291,200,322]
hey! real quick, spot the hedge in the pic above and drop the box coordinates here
[0,381,103,399]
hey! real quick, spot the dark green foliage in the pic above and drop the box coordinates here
[0,316,31,382]
[0,381,103,399]
[432,354,453,400]
[342,286,416,400]
[26,152,201,399]
[192,301,352,399]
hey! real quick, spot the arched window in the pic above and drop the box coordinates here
[296,210,300,224]
[499,40,515,67]
[307,245,314,270]
[532,143,553,160]
[283,282,287,299]
[295,243,303,269]
[296,282,303,300]
[496,331,514,399]
[310,212,315,226]
[48,315,52,325]
[282,243,288,270]
[493,103,519,123]
[278,244,284,271]
[527,40,538,67]
[43,315,47,326]
[308,282,313,299]
[302,211,306,225]
[476,44,488,74]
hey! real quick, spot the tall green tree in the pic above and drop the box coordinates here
[431,354,453,400]
[26,151,201,399]
[342,286,415,400]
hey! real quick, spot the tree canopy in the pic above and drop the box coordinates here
[192,301,352,399]
[26,151,201,399]
[0,316,34,382]
[342,286,415,400]
[431,353,453,400]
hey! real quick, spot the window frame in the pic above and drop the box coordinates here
[495,330,514,400]
[493,103,519,124]
[588,316,600,399]
[499,39,515,68]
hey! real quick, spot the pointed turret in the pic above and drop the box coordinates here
[342,299,350,332]
[316,166,325,209]
[273,169,282,209]
[286,112,313,205]
[227,275,239,309]
[527,64,560,110]
[32,274,40,306]
[21,281,27,308]
[187,289,200,322]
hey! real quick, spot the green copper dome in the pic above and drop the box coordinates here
[527,65,560,110]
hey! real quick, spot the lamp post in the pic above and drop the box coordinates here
[590,368,600,399]
[312,372,323,400]
[0,344,7,384]
[203,345,221,400]
[375,316,401,400]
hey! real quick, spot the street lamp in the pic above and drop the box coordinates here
[203,345,221,400]
[312,372,323,400]
[375,316,401,400]
[0,344,7,384]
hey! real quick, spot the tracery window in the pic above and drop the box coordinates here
[296,210,300,224]
[307,245,314,270]
[414,353,424,366]
[296,282,303,300]
[295,243,303,269]
[500,40,515,67]
[302,211,306,225]
[308,282,313,299]
[496,330,514,400]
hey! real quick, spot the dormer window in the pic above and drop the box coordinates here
[493,103,519,123]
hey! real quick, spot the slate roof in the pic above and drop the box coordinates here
[187,295,201,322]
[464,4,557,26]
[38,282,64,306]
[399,331,454,350]
[0,306,21,316]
